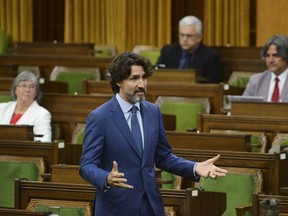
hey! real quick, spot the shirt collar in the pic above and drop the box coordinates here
[271,68,288,82]
[116,93,141,113]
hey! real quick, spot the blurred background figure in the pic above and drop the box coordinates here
[0,71,52,142]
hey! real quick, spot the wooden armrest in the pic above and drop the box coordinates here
[235,205,252,216]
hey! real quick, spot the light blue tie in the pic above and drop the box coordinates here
[131,106,143,157]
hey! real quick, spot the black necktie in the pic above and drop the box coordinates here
[179,52,194,69]
[271,77,279,102]
[131,106,143,156]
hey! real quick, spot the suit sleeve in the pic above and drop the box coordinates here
[79,111,109,192]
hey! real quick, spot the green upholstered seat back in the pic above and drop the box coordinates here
[269,133,288,153]
[0,94,13,103]
[27,199,91,216]
[95,49,112,57]
[94,45,117,58]
[50,66,100,94]
[132,45,160,65]
[160,102,203,131]
[197,168,263,216]
[0,156,44,208]
[0,29,9,53]
[71,124,86,144]
[34,205,84,216]
[160,171,182,189]
[228,71,257,88]
[210,129,267,153]
[139,50,160,65]
[156,96,210,132]
[18,66,41,78]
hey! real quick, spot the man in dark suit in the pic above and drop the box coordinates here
[156,15,221,83]
[243,34,288,102]
[79,51,227,216]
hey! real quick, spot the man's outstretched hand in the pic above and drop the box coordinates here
[195,154,227,179]
[106,161,134,189]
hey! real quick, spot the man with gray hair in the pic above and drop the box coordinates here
[243,34,288,102]
[156,15,221,83]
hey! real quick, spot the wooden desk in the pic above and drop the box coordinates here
[0,139,63,172]
[231,101,288,118]
[162,114,176,131]
[166,131,251,152]
[39,80,69,93]
[211,46,263,60]
[0,125,35,141]
[14,179,226,216]
[197,113,288,149]
[60,143,288,195]
[15,42,95,56]
[0,208,50,216]
[173,149,288,195]
[82,80,226,114]
[51,164,173,188]
[253,193,288,216]
[149,69,197,83]
[219,58,266,82]
[0,77,13,91]
[0,54,112,81]
[51,164,89,184]
[40,93,112,142]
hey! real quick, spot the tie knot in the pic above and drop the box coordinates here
[131,106,138,113]
[275,77,279,82]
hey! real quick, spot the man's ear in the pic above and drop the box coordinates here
[197,34,203,42]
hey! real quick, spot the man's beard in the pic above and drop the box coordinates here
[125,89,145,104]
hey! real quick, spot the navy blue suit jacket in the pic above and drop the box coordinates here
[156,43,221,83]
[79,95,199,215]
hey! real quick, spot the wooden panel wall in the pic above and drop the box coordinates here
[256,0,288,46]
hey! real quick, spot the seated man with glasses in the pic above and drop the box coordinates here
[0,71,52,142]
[156,15,221,83]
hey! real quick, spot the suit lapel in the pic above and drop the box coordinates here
[110,97,143,159]
[280,76,288,102]
[260,72,271,101]
[140,102,151,166]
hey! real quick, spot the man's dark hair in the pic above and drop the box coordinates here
[261,34,288,61]
[108,51,154,93]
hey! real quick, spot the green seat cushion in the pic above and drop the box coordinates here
[139,50,160,65]
[251,135,263,152]
[34,205,85,216]
[200,172,257,216]
[72,124,86,144]
[159,102,204,132]
[54,71,98,94]
[74,127,85,144]
[94,49,112,57]
[0,95,13,103]
[231,76,250,88]
[0,161,40,208]
[161,171,177,189]
[0,29,9,53]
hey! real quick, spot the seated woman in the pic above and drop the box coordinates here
[0,71,52,142]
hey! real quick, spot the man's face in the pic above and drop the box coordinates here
[178,25,202,52]
[265,44,288,75]
[118,65,147,104]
